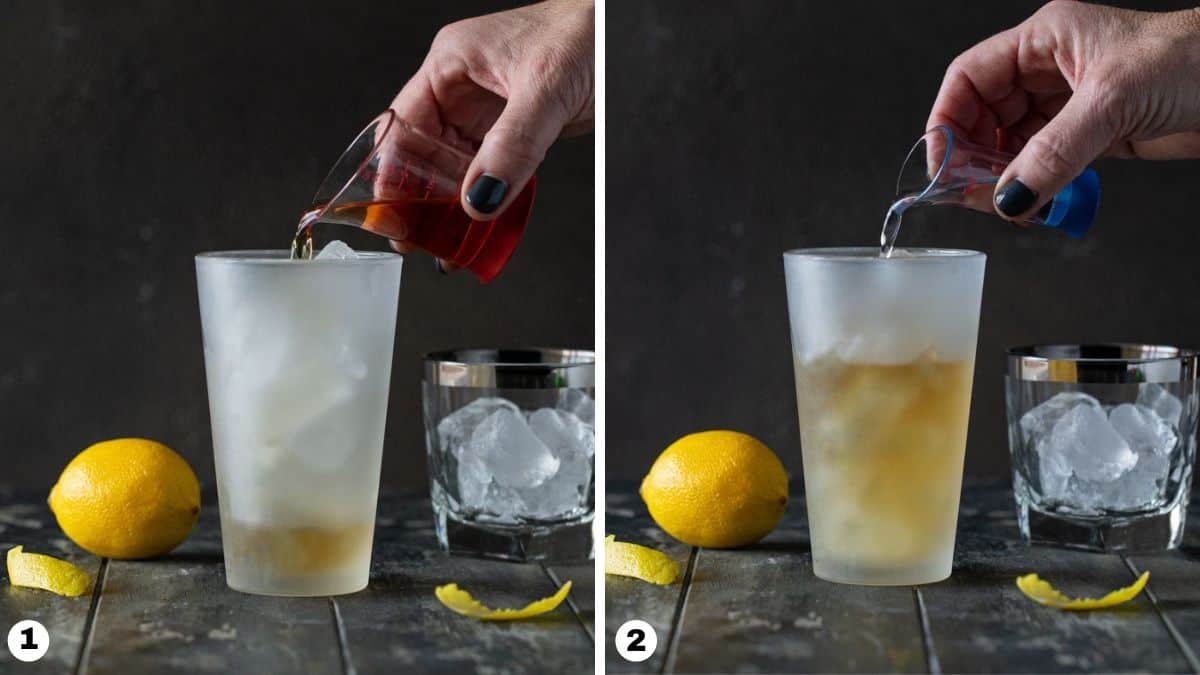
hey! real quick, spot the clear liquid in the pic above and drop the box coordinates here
[879,195,919,258]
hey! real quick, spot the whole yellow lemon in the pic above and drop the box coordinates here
[48,438,200,559]
[641,430,788,548]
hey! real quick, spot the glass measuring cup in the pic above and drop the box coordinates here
[300,109,535,283]
[897,125,1100,237]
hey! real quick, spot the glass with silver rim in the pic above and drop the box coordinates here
[423,348,595,562]
[1006,343,1199,551]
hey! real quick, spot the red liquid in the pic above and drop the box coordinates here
[298,177,536,283]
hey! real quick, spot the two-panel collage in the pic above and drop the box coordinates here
[4,1,1200,674]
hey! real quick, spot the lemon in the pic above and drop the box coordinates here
[435,581,573,621]
[641,430,788,548]
[1016,571,1149,610]
[48,438,200,559]
[604,535,680,585]
[7,546,91,597]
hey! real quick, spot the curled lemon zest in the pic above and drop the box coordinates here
[604,535,680,585]
[1016,571,1149,610]
[435,580,572,621]
[7,546,91,597]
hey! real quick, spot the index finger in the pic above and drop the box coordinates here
[389,67,444,135]
[927,27,1025,146]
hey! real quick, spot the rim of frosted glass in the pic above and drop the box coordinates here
[783,247,984,262]
[195,250,402,266]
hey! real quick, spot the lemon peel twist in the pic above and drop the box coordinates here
[1016,571,1149,610]
[435,581,573,621]
[6,546,91,597]
[604,535,680,585]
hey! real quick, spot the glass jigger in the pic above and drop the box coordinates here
[301,109,536,283]
[897,125,1100,237]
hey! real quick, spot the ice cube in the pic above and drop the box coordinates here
[519,445,593,519]
[1036,437,1073,501]
[1109,403,1177,456]
[315,240,358,261]
[437,397,521,458]
[1108,451,1170,510]
[455,452,524,521]
[1136,383,1183,428]
[1041,404,1136,483]
[812,362,924,450]
[456,449,490,509]
[1020,392,1102,446]
[835,333,931,366]
[466,407,560,489]
[517,408,595,520]
[1069,449,1171,513]
[559,389,595,426]
[528,408,595,458]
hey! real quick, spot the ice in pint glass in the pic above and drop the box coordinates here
[196,250,403,596]
[784,248,985,585]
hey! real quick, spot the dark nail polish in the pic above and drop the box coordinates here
[994,179,1037,217]
[465,174,507,214]
[434,258,446,275]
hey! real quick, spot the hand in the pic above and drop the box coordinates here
[927,0,1200,220]
[388,0,594,268]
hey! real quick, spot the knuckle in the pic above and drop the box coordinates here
[487,124,547,166]
[944,56,967,79]
[1025,132,1078,179]
[1035,0,1078,22]
[432,20,470,47]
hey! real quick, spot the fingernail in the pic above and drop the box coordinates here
[434,258,446,275]
[465,174,507,214]
[994,179,1037,217]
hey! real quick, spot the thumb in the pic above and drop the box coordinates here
[993,87,1115,220]
[462,86,569,220]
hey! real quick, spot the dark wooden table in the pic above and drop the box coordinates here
[606,481,1200,674]
[0,486,593,674]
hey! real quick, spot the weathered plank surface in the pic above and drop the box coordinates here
[1125,500,1200,674]
[548,559,596,639]
[671,496,927,674]
[0,487,102,674]
[84,503,344,675]
[604,489,691,674]
[919,487,1190,674]
[0,489,594,675]
[606,482,1199,674]
[333,494,593,675]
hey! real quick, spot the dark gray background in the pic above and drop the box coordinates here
[607,1,1200,482]
[0,1,593,491]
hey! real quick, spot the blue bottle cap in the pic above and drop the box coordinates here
[1041,167,1100,238]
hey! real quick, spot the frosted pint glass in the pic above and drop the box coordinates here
[196,250,403,596]
[784,248,985,585]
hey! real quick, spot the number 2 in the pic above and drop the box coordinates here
[626,628,646,652]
